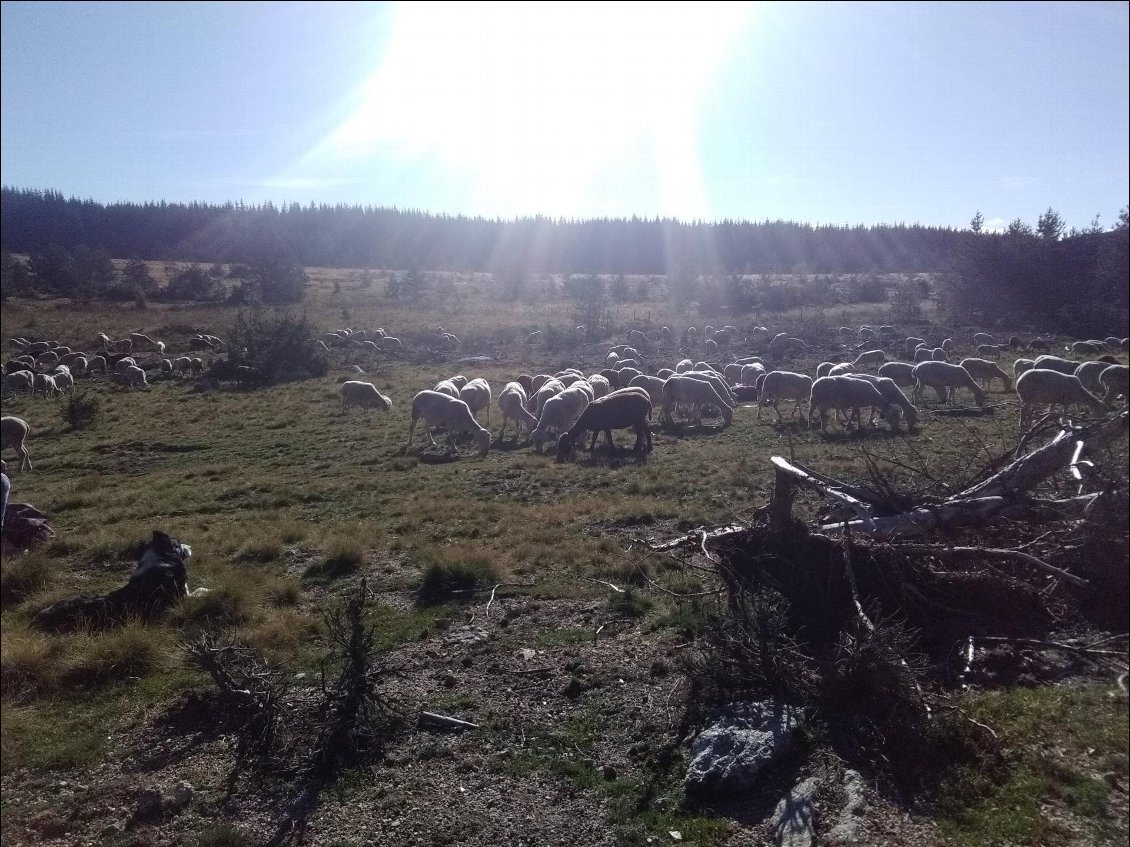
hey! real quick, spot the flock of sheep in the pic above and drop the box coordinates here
[334,323,1128,462]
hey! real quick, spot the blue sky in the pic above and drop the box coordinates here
[2,1,1127,232]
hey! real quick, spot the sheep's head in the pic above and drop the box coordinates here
[531,429,548,453]
[556,432,576,462]
[882,404,901,431]
[721,405,734,426]
[474,429,491,457]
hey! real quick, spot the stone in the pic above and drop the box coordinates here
[134,788,163,819]
[772,777,817,847]
[683,702,799,795]
[825,769,868,845]
[168,780,194,812]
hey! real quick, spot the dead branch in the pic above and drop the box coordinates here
[771,456,876,530]
[887,544,1088,588]
[974,636,1129,660]
[419,712,480,731]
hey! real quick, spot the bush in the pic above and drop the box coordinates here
[303,541,364,582]
[61,393,99,431]
[415,552,500,607]
[224,307,328,384]
[0,553,53,607]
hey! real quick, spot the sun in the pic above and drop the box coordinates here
[315,1,755,219]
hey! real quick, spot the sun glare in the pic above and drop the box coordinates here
[315,1,755,219]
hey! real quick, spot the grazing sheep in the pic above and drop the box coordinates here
[449,375,469,390]
[1074,361,1111,393]
[70,355,88,377]
[87,355,108,374]
[757,371,813,422]
[809,376,899,431]
[516,374,534,395]
[846,374,919,428]
[459,378,492,425]
[911,361,985,406]
[704,338,719,355]
[816,362,836,379]
[531,383,593,452]
[376,336,403,352]
[659,326,672,343]
[497,382,538,442]
[767,334,806,358]
[35,350,60,368]
[675,358,694,373]
[406,390,491,456]
[1027,338,1050,352]
[171,356,193,375]
[740,363,766,385]
[189,357,204,375]
[122,365,149,390]
[1013,358,1035,380]
[627,374,666,417]
[616,366,643,387]
[877,361,915,387]
[1070,340,1104,357]
[973,332,996,346]
[959,358,1012,391]
[975,344,1002,359]
[655,368,675,380]
[556,388,653,458]
[681,370,736,407]
[627,329,649,350]
[941,338,955,352]
[931,347,950,361]
[913,347,934,363]
[1016,369,1106,428]
[587,374,611,398]
[340,381,392,414]
[530,374,554,394]
[1099,365,1128,404]
[1103,336,1121,349]
[52,370,75,395]
[853,350,886,369]
[661,375,733,427]
[530,378,566,416]
[1008,336,1022,351]
[828,363,855,377]
[129,332,158,351]
[1,416,33,471]
[33,373,58,398]
[1032,355,1080,375]
[433,379,461,399]
[3,370,35,397]
[686,327,698,345]
[114,356,138,375]
[905,336,926,353]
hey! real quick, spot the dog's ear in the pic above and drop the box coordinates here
[152,530,173,553]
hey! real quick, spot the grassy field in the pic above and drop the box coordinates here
[1,272,1126,846]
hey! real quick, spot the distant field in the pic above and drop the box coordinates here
[1,272,1126,846]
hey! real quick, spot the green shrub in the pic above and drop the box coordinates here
[415,552,500,607]
[61,393,99,431]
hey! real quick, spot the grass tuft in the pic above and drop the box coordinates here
[415,549,501,607]
[1,552,54,607]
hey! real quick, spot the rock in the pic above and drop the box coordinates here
[168,780,194,812]
[518,648,537,661]
[825,769,868,845]
[683,702,799,796]
[602,765,617,780]
[772,776,817,847]
[134,788,163,819]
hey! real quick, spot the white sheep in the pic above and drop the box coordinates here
[913,347,934,363]
[87,354,108,374]
[556,388,653,457]
[959,358,1012,391]
[3,370,34,397]
[975,344,1001,359]
[114,356,138,374]
[627,374,666,417]
[1099,364,1128,405]
[931,347,949,362]
[530,378,566,415]
[1032,355,1080,375]
[497,382,538,442]
[816,362,835,379]
[587,374,611,398]
[459,378,492,424]
[1013,358,1035,380]
[449,375,469,390]
[33,372,58,398]
[662,375,733,427]
[627,329,649,350]
[340,381,392,414]
[757,371,813,422]
[845,374,919,428]
[682,370,735,407]
[433,379,461,399]
[122,365,149,390]
[2,416,33,471]
[675,358,694,373]
[376,336,403,352]
[852,350,886,369]
[1016,369,1106,429]
[911,361,985,406]
[1069,340,1104,357]
[70,355,88,377]
[809,376,899,431]
[405,390,491,456]
[827,363,855,377]
[877,361,915,387]
[531,383,593,452]
[740,363,766,385]
[1073,361,1110,393]
[52,370,75,395]
[973,332,996,346]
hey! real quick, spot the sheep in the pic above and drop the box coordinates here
[1027,338,1050,352]
[531,383,593,452]
[1103,336,1122,350]
[530,378,566,416]
[612,358,641,372]
[376,336,403,352]
[973,332,996,346]
[767,334,805,358]
[693,362,721,375]
[114,356,138,375]
[87,354,108,374]
[659,326,672,343]
[911,361,985,406]
[809,376,898,431]
[616,366,643,387]
[459,378,492,425]
[497,382,538,442]
[627,329,649,350]
[587,374,611,398]
[661,375,733,427]
[681,370,736,407]
[1032,355,1080,375]
[2,415,33,471]
[433,379,461,399]
[627,374,666,417]
[852,350,886,369]
[757,371,813,422]
[913,347,934,363]
[515,374,534,395]
[827,363,855,377]
[905,336,926,353]
[35,350,60,368]
[340,381,392,414]
[1008,336,1022,351]
[959,358,1012,391]
[189,357,204,375]
[931,347,950,362]
[816,362,835,379]
[655,368,675,380]
[1099,365,1128,404]
[1016,369,1106,429]
[556,388,652,458]
[70,355,88,377]
[1013,358,1035,380]
[704,338,719,355]
[3,370,35,397]
[941,338,955,352]
[975,344,1002,359]
[122,365,150,390]
[1070,340,1104,357]
[1073,361,1110,394]
[675,358,694,373]
[406,390,491,456]
[33,373,58,398]
[846,374,919,428]
[740,363,766,385]
[171,356,193,375]
[686,327,698,345]
[129,332,158,351]
[52,370,75,395]
[449,375,469,390]
[876,361,915,387]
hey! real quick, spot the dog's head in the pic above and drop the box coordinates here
[136,530,193,572]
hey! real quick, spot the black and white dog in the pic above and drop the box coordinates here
[34,530,198,632]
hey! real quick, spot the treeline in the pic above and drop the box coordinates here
[1,187,964,274]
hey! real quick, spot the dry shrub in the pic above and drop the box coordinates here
[415,548,500,607]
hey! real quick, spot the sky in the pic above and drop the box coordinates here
[2,1,1127,232]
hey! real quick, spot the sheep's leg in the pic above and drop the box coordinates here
[604,429,616,453]
[588,431,600,451]
[497,417,508,443]
[756,398,763,420]
[406,416,418,450]
[774,401,783,423]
